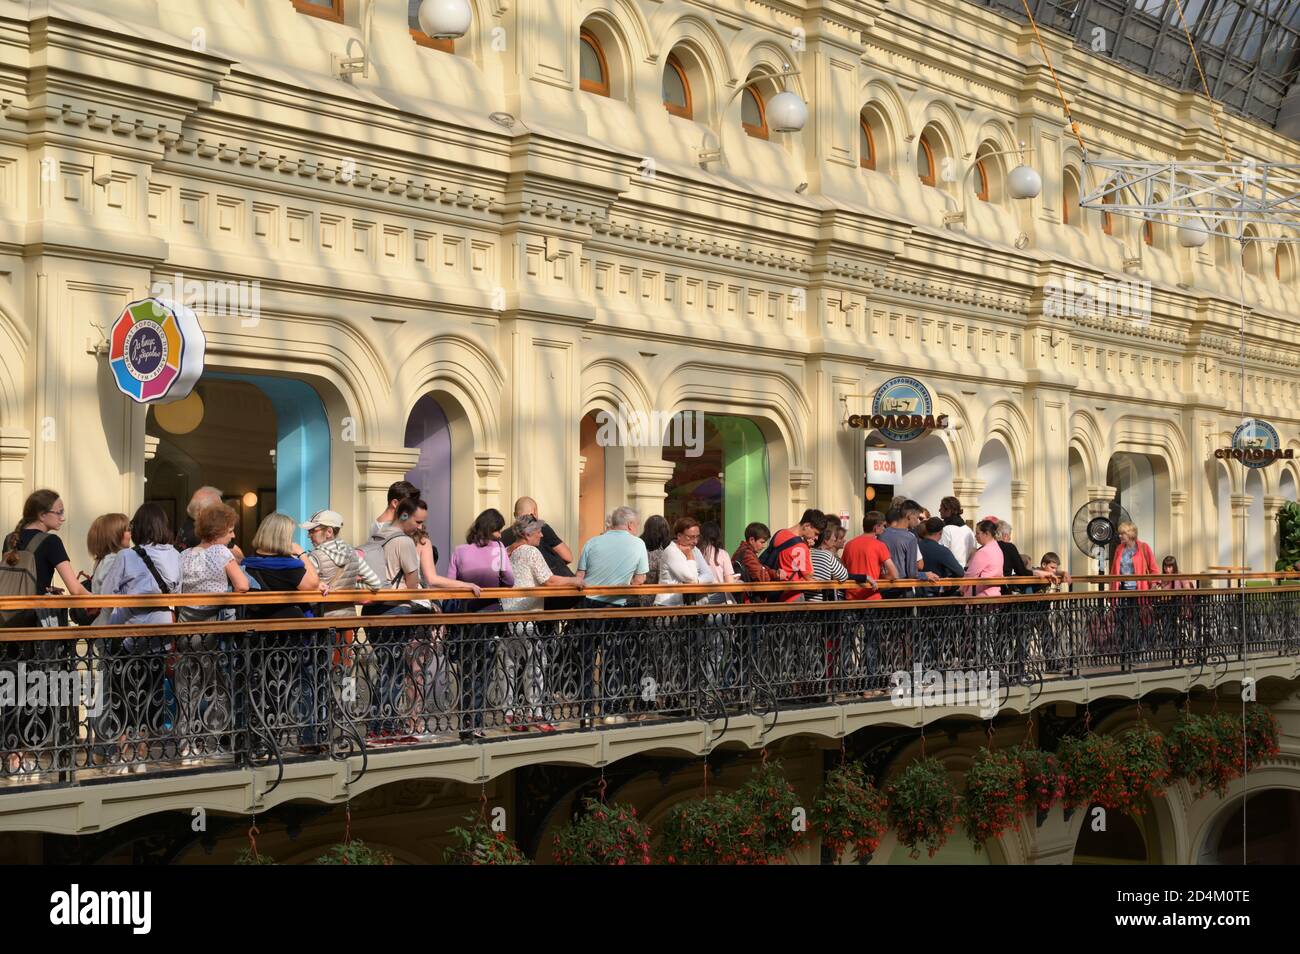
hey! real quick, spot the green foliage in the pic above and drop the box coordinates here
[884,758,961,859]
[552,798,652,865]
[1168,711,1239,798]
[1276,501,1300,572]
[1239,705,1282,773]
[811,762,889,863]
[962,748,1027,849]
[1168,705,1279,799]
[1116,726,1170,814]
[1059,728,1169,814]
[314,839,394,865]
[659,761,803,864]
[234,847,276,865]
[1058,734,1127,810]
[1015,746,1065,814]
[443,815,531,865]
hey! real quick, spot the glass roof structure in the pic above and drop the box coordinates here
[972,0,1300,134]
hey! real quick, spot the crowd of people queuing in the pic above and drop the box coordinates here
[1,486,1202,625]
[0,484,1201,754]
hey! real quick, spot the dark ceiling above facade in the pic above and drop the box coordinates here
[971,0,1300,137]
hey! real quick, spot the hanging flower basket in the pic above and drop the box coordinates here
[443,815,531,865]
[812,762,889,863]
[885,758,961,859]
[234,847,276,865]
[315,840,394,865]
[660,761,803,864]
[1115,725,1170,814]
[730,761,804,862]
[1238,705,1281,773]
[1058,734,1126,811]
[552,797,653,865]
[1014,746,1065,818]
[659,794,740,865]
[1168,712,1239,799]
[962,748,1027,850]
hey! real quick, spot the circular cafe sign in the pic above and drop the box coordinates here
[108,297,205,404]
[856,375,945,442]
[1216,419,1291,469]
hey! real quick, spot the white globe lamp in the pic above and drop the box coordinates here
[1177,218,1210,248]
[767,90,808,133]
[1007,164,1042,200]
[418,0,472,39]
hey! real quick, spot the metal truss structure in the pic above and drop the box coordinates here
[1080,158,1300,242]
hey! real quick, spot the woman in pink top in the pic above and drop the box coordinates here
[962,519,1005,597]
[1154,555,1195,590]
[698,522,737,595]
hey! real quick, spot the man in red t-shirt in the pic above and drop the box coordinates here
[842,511,899,600]
[769,509,826,601]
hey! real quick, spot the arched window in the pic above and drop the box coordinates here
[1243,227,1263,276]
[917,133,936,187]
[663,54,692,119]
[975,159,989,201]
[1102,192,1114,236]
[742,87,767,139]
[295,0,344,22]
[1275,244,1293,282]
[1215,222,1233,268]
[1143,219,1154,245]
[409,0,453,53]
[859,116,876,170]
[1062,169,1081,226]
[579,29,609,96]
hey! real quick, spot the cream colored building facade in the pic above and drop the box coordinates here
[1,0,1298,574]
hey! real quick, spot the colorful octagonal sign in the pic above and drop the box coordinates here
[109,297,205,404]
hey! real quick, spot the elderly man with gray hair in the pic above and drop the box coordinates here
[573,505,648,724]
[178,485,243,558]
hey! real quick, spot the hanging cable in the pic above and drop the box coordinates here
[1167,0,1234,163]
[1019,0,1088,156]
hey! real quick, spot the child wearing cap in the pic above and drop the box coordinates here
[302,509,382,616]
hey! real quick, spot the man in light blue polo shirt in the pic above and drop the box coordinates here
[574,506,648,723]
[576,506,648,605]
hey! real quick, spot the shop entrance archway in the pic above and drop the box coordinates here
[1107,452,1170,558]
[1198,788,1300,864]
[1245,469,1266,572]
[145,373,331,550]
[864,431,952,517]
[403,391,477,575]
[663,414,769,550]
[1073,805,1155,864]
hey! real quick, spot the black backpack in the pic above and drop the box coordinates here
[732,554,751,583]
[757,534,801,572]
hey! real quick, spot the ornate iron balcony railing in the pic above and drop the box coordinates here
[0,576,1293,792]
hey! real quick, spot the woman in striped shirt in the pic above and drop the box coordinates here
[808,525,850,601]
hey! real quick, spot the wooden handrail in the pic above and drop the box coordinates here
[0,569,1294,611]
[2,581,1298,641]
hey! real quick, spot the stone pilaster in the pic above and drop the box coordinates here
[353,446,421,527]
[949,477,985,511]
[1168,489,1188,569]
[788,467,815,526]
[0,429,30,537]
[1230,492,1253,571]
[623,460,677,522]
[474,452,508,515]
[1010,478,1030,548]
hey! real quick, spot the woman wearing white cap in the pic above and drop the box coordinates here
[302,509,382,617]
